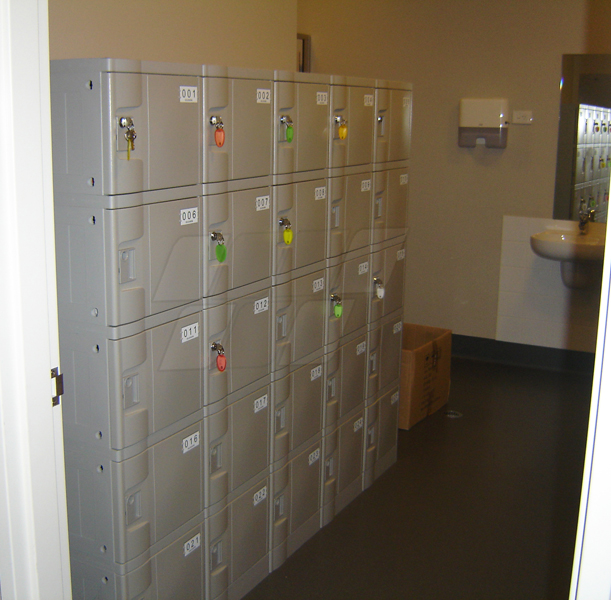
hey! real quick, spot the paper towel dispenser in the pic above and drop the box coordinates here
[458,98,509,148]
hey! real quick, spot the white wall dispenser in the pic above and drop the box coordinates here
[458,98,509,148]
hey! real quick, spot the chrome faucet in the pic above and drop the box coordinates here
[579,200,596,234]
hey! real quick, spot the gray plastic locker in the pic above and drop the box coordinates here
[273,71,330,177]
[202,66,273,188]
[203,287,272,406]
[204,385,271,510]
[55,198,201,328]
[64,421,204,567]
[329,76,375,172]
[270,358,324,467]
[60,310,202,452]
[321,408,365,527]
[69,522,205,600]
[369,241,406,325]
[272,269,326,374]
[363,386,400,490]
[325,254,370,348]
[206,476,270,600]
[374,81,412,165]
[323,333,368,433]
[366,315,402,402]
[270,440,322,571]
[203,186,272,300]
[327,172,373,259]
[51,59,201,198]
[371,167,409,248]
[273,179,328,279]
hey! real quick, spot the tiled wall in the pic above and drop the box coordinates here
[496,216,601,352]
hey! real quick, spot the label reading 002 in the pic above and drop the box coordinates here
[256,89,271,104]
[180,207,198,226]
[181,322,199,343]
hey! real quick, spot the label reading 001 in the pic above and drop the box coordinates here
[256,89,271,104]
[183,533,201,557]
[312,277,324,293]
[182,431,200,454]
[316,92,328,105]
[255,195,270,211]
[254,394,268,414]
[253,486,267,506]
[315,186,326,200]
[180,207,198,226]
[181,322,199,343]
[179,86,198,103]
[361,179,372,192]
[254,297,269,315]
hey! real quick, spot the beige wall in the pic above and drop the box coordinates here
[299,0,588,339]
[49,0,298,71]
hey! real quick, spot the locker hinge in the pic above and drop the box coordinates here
[51,367,64,407]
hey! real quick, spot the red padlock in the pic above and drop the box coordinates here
[216,354,227,372]
[214,127,225,148]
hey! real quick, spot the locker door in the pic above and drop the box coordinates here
[385,167,409,241]
[345,172,372,254]
[274,79,297,175]
[294,178,327,269]
[383,243,406,317]
[290,360,324,450]
[296,82,329,173]
[293,270,326,363]
[338,412,365,495]
[346,86,374,167]
[339,335,368,418]
[342,255,370,337]
[388,88,411,162]
[380,318,403,391]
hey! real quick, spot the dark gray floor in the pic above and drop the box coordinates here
[244,357,593,600]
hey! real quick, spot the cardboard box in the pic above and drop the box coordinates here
[399,323,452,430]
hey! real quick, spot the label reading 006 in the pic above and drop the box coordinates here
[180,207,198,226]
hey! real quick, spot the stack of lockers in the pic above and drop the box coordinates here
[573,104,610,222]
[51,59,411,600]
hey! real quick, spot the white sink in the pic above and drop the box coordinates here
[530,221,606,262]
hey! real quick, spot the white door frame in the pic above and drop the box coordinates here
[0,0,71,598]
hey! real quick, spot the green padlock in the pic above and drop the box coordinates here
[334,303,343,318]
[286,125,294,143]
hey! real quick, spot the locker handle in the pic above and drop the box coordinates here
[375,196,383,218]
[276,314,287,340]
[369,351,378,375]
[327,376,336,399]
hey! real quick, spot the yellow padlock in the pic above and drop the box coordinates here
[339,123,348,140]
[283,228,293,245]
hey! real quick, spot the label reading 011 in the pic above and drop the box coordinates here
[180,207,198,226]
[181,322,199,343]
[256,89,271,104]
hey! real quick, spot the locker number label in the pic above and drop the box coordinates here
[314,186,327,200]
[403,96,410,107]
[316,92,328,105]
[254,297,269,315]
[180,207,199,226]
[183,533,201,557]
[397,249,406,261]
[179,86,198,103]
[312,277,324,293]
[400,173,409,186]
[361,179,371,192]
[310,365,322,381]
[256,89,271,104]
[353,417,364,432]
[182,431,200,454]
[308,448,320,465]
[358,261,369,275]
[255,195,270,211]
[356,341,367,355]
[364,94,374,107]
[181,322,199,343]
[253,486,267,506]
[254,394,268,414]
[391,391,400,405]
[393,322,402,335]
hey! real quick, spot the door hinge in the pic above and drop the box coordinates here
[51,367,64,407]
